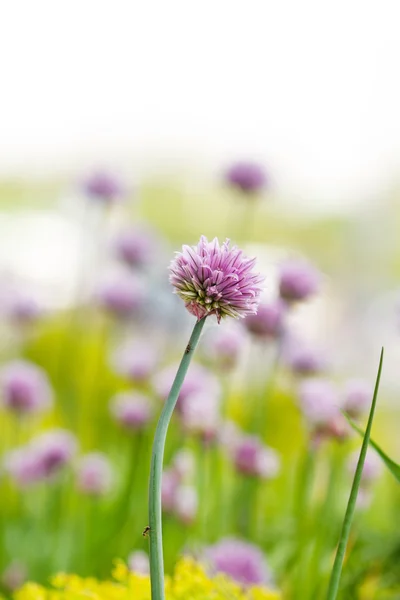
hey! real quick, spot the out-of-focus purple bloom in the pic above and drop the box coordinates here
[342,379,371,418]
[298,379,349,442]
[180,391,220,442]
[96,272,145,318]
[347,450,382,486]
[0,360,52,416]
[218,420,241,451]
[7,294,42,325]
[203,323,245,371]
[76,452,113,496]
[1,562,27,592]
[205,538,272,586]
[169,236,264,322]
[4,447,45,487]
[83,171,124,204]
[232,435,280,479]
[128,550,150,575]
[113,227,157,269]
[279,260,319,303]
[172,448,195,480]
[244,300,285,340]
[111,340,159,383]
[161,469,180,512]
[283,338,326,376]
[33,429,77,478]
[174,484,198,524]
[110,392,153,431]
[153,363,221,411]
[225,162,267,195]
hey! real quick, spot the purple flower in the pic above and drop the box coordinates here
[0,360,52,416]
[232,434,280,479]
[7,294,42,325]
[96,272,145,318]
[111,339,159,383]
[180,391,220,442]
[33,429,77,477]
[206,538,272,586]
[279,259,319,303]
[172,448,195,480]
[342,379,371,418]
[128,551,150,575]
[225,162,267,194]
[169,236,264,322]
[161,469,180,512]
[110,392,153,431]
[244,300,285,339]
[347,450,382,486]
[76,452,113,496]
[174,484,198,524]
[4,447,45,487]
[203,323,245,371]
[298,379,349,442]
[1,562,27,592]
[153,363,221,410]
[83,171,124,203]
[283,338,327,376]
[113,227,157,269]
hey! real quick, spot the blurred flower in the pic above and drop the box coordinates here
[1,561,27,592]
[33,429,77,478]
[282,338,327,376]
[83,171,124,203]
[0,360,52,416]
[169,236,264,322]
[172,448,195,480]
[342,379,372,418]
[110,392,153,431]
[225,161,267,195]
[278,260,319,303]
[180,391,220,442]
[113,227,158,269]
[153,363,221,411]
[4,446,45,487]
[111,339,159,383]
[7,294,42,325]
[244,300,285,340]
[128,550,150,575]
[174,484,198,524]
[161,468,180,512]
[298,379,348,441]
[205,537,272,586]
[232,435,280,479]
[203,323,246,371]
[347,450,382,486]
[76,452,113,496]
[217,419,241,451]
[96,272,145,318]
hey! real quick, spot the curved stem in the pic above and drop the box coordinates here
[148,317,206,600]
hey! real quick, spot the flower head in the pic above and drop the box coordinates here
[32,429,77,477]
[232,434,280,479]
[283,338,327,376]
[111,339,159,383]
[169,236,264,323]
[110,391,153,431]
[96,272,145,318]
[298,379,349,442]
[342,379,371,418]
[279,259,319,303]
[0,360,52,416]
[174,484,198,524]
[202,323,245,371]
[128,550,150,575]
[180,391,220,442]
[225,162,267,194]
[244,300,285,340]
[76,452,113,496]
[83,171,124,203]
[113,227,158,269]
[205,537,272,586]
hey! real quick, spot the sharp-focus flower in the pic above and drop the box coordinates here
[244,300,285,340]
[0,360,52,416]
[96,272,145,318]
[174,484,198,524]
[278,260,319,303]
[111,339,159,383]
[342,379,372,418]
[225,162,267,194]
[76,452,113,496]
[169,236,264,323]
[128,550,150,575]
[232,435,280,479]
[113,227,158,269]
[153,363,221,411]
[180,391,220,442]
[205,538,272,586]
[203,323,246,371]
[110,392,153,431]
[83,171,125,203]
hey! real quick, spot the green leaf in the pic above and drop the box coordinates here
[326,347,384,600]
[344,414,400,483]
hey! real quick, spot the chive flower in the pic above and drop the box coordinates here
[169,236,264,322]
[0,360,53,416]
[225,161,267,194]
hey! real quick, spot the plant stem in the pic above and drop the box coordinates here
[148,317,206,600]
[326,347,384,600]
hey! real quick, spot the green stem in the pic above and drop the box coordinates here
[326,347,384,600]
[148,317,206,600]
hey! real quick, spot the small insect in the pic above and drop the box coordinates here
[185,343,191,354]
[142,525,151,537]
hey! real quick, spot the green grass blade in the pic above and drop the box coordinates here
[344,414,400,482]
[326,347,384,600]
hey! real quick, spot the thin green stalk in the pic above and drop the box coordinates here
[148,317,206,600]
[326,347,384,600]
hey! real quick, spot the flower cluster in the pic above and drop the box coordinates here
[0,360,53,416]
[169,236,264,322]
